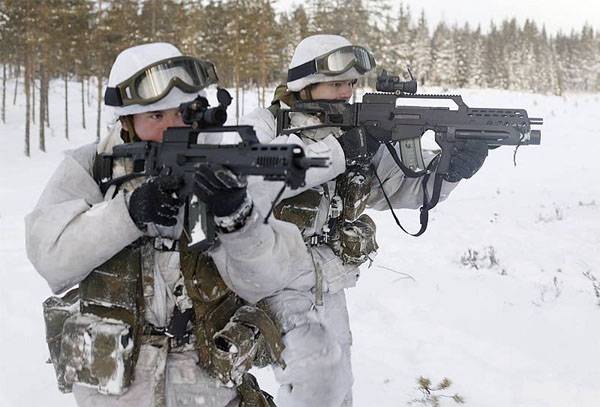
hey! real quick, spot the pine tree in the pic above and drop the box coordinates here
[394,3,413,71]
[410,10,431,85]
[430,21,456,87]
[484,23,509,89]
[467,26,486,88]
[454,23,471,88]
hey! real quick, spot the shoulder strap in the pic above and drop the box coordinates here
[92,153,114,192]
[267,102,280,120]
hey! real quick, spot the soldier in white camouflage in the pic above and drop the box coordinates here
[26,42,312,407]
[229,34,488,407]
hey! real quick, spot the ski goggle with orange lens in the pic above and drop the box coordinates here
[105,56,219,107]
[287,46,376,82]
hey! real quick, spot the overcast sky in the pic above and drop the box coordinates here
[274,0,600,35]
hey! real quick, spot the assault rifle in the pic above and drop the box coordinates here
[100,88,328,249]
[276,70,543,235]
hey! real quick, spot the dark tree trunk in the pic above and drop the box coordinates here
[32,72,36,125]
[13,64,20,105]
[96,75,102,141]
[45,77,50,127]
[24,55,31,157]
[87,77,91,106]
[65,75,69,140]
[39,67,46,152]
[2,64,6,123]
[81,77,86,129]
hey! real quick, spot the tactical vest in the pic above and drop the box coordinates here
[42,152,282,406]
[269,91,378,266]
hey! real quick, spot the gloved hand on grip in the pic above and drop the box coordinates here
[443,140,488,182]
[193,163,249,217]
[128,175,183,229]
[337,126,380,167]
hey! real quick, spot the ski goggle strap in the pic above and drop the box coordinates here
[105,56,219,107]
[288,46,376,83]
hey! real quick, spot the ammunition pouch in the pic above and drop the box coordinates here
[42,241,147,395]
[42,288,80,393]
[273,188,325,237]
[180,244,285,386]
[336,165,373,222]
[59,313,134,395]
[330,214,378,265]
[192,292,285,385]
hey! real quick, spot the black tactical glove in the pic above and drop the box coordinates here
[443,140,489,182]
[193,163,249,217]
[337,126,380,166]
[128,175,183,229]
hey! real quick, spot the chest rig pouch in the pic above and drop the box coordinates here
[42,239,148,395]
[273,187,325,237]
[273,166,379,266]
[328,165,379,265]
[179,240,285,389]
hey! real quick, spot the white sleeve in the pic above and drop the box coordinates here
[209,207,314,304]
[25,144,143,294]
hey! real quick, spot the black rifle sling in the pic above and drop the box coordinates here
[373,153,442,237]
[384,142,428,178]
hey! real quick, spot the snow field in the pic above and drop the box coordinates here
[1,79,599,406]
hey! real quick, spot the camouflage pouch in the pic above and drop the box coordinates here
[192,292,284,386]
[336,166,374,222]
[42,288,80,393]
[274,188,324,234]
[45,242,147,395]
[79,243,145,327]
[180,250,230,304]
[238,373,277,407]
[179,239,284,386]
[59,313,134,395]
[333,213,379,265]
[211,305,285,384]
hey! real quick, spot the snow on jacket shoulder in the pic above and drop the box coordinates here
[25,137,143,295]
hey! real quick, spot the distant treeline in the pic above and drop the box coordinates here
[1,0,598,154]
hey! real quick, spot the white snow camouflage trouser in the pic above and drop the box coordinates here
[267,289,354,407]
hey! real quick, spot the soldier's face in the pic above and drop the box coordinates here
[132,108,185,142]
[310,79,356,101]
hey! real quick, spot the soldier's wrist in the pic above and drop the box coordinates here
[214,194,253,234]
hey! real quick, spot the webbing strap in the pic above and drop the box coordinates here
[384,142,428,178]
[373,154,442,237]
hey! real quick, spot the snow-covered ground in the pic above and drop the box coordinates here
[0,78,598,407]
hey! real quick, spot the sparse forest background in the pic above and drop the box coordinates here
[1,0,599,155]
